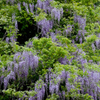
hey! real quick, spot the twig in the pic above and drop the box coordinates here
[2,31,7,41]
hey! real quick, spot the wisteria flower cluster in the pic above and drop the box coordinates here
[1,51,39,90]
[74,15,86,44]
[1,0,100,100]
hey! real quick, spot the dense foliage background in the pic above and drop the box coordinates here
[1,0,100,100]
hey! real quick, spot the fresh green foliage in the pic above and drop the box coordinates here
[1,0,100,100]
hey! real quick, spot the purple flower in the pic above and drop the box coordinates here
[6,37,9,43]
[13,52,21,62]
[4,77,9,89]
[29,4,34,13]
[51,8,58,20]
[78,30,82,37]
[74,15,86,30]
[23,2,26,6]
[27,42,33,47]
[51,7,63,23]
[15,20,18,29]
[33,56,39,68]
[67,25,72,32]
[13,51,39,79]
[23,2,29,14]
[72,39,75,44]
[17,3,21,11]
[98,34,100,37]
[12,13,16,22]
[76,36,79,41]
[43,1,46,12]
[91,43,95,51]
[25,3,29,14]
[18,61,28,78]
[35,79,46,100]
[95,39,100,49]
[37,19,53,36]
[6,0,10,4]
[50,32,56,41]
[79,37,82,44]
[37,0,43,9]
[65,30,69,36]
[4,71,15,89]
[59,56,69,65]
[14,63,19,74]
[89,60,93,63]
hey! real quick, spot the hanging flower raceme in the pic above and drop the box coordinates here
[79,70,100,100]
[91,43,95,51]
[65,72,73,92]
[34,79,46,100]
[26,41,33,48]
[37,19,53,36]
[13,51,39,71]
[6,13,18,43]
[51,7,63,23]
[50,32,57,41]
[23,2,29,14]
[37,0,43,9]
[45,68,66,96]
[4,71,15,89]
[29,3,34,14]
[74,15,86,30]
[2,51,39,90]
[76,30,86,44]
[37,0,53,13]
[74,15,86,44]
[95,39,100,49]
[6,0,15,4]
[17,2,21,11]
[65,25,72,37]
[77,16,86,30]
[59,56,70,65]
